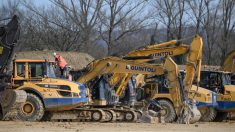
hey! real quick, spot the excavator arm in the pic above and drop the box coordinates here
[184,35,203,96]
[0,15,20,73]
[125,35,203,97]
[77,56,165,84]
[222,49,235,73]
[0,15,27,120]
[127,44,189,59]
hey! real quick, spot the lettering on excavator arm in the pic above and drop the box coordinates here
[125,65,156,72]
[150,51,173,58]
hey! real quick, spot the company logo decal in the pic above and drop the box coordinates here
[126,65,156,72]
[151,51,173,58]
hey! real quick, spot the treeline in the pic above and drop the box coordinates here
[0,0,234,65]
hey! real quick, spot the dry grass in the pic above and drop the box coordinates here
[14,51,94,70]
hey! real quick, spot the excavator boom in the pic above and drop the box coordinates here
[222,49,235,73]
[77,57,165,84]
[0,15,27,120]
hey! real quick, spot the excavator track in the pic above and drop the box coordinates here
[103,109,116,122]
[0,89,27,120]
[48,107,141,123]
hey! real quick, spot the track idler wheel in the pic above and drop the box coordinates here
[91,109,105,122]
[103,110,116,122]
[124,110,137,122]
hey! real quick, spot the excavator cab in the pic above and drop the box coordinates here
[12,60,56,85]
[200,71,232,94]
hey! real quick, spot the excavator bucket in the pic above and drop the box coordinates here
[0,89,27,120]
[177,100,201,124]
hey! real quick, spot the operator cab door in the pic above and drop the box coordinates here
[28,62,60,110]
[200,72,222,93]
[28,62,74,110]
[13,62,27,86]
[221,73,233,101]
[45,62,75,109]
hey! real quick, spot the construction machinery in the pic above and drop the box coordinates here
[0,16,87,122]
[196,66,235,122]
[11,55,195,123]
[192,50,235,122]
[0,15,27,120]
[222,50,235,73]
[222,50,235,84]
[111,35,217,122]
[74,56,200,123]
[12,59,90,121]
[0,15,191,123]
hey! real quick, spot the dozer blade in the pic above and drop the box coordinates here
[0,89,27,120]
[177,101,201,124]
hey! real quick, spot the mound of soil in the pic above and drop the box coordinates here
[14,51,94,70]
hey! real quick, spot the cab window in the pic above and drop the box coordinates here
[17,63,25,77]
[29,63,44,78]
[209,73,220,87]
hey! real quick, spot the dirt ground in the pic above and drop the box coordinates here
[0,121,235,132]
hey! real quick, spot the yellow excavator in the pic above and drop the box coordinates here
[222,50,235,73]
[108,35,217,122]
[222,50,235,84]
[73,55,201,124]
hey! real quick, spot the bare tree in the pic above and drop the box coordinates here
[219,0,235,65]
[0,0,20,18]
[18,3,82,51]
[186,0,206,34]
[152,0,186,41]
[49,0,103,52]
[99,0,149,55]
[201,0,221,65]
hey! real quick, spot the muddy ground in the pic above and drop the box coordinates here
[0,121,235,132]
